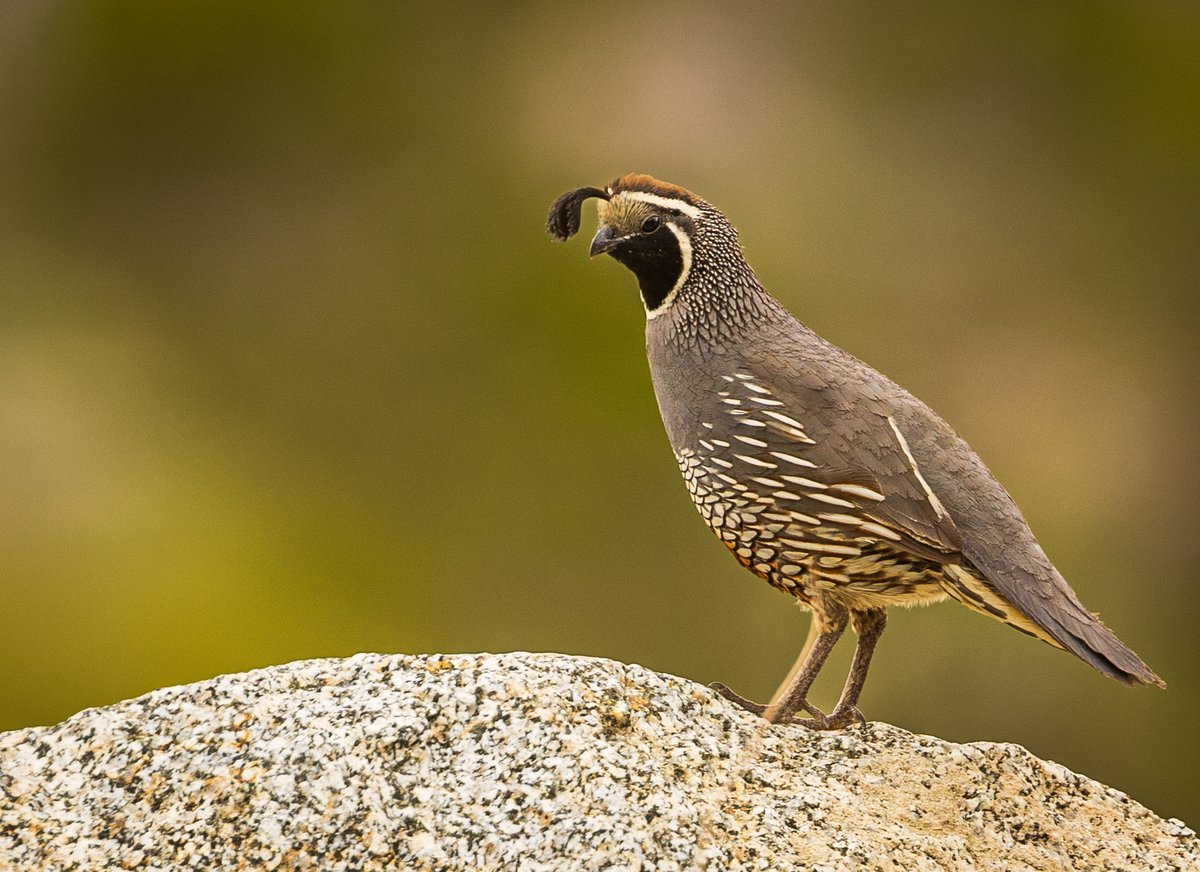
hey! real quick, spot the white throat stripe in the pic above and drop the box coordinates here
[615,190,703,219]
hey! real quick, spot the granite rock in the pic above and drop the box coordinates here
[1,652,1195,871]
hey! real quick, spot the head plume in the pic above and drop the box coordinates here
[546,186,610,241]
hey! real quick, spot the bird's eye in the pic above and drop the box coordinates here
[641,215,661,233]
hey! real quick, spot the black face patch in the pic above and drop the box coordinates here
[607,225,683,312]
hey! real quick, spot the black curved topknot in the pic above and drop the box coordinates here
[546,186,609,241]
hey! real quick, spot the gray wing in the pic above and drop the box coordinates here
[897,393,1167,686]
[739,333,1163,686]
[720,350,964,565]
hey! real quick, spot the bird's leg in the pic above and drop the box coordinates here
[762,601,848,724]
[765,615,823,714]
[709,613,823,716]
[809,608,887,730]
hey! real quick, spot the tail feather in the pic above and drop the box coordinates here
[1037,602,1165,688]
[944,562,1165,688]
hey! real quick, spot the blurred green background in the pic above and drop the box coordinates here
[1,2,1197,823]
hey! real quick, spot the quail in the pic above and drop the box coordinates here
[546,174,1164,729]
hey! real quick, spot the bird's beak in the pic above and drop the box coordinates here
[589,225,623,257]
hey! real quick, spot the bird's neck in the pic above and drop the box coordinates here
[647,256,788,355]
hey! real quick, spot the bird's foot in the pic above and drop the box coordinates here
[708,681,767,715]
[709,682,825,721]
[790,704,866,731]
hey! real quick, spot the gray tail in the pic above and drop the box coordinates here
[1035,598,1165,688]
[948,559,1165,688]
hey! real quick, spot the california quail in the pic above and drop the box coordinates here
[546,173,1164,729]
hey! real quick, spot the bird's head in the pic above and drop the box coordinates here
[547,174,720,317]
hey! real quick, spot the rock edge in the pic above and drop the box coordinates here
[1,652,1195,871]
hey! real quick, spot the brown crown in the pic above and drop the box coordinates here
[608,174,706,208]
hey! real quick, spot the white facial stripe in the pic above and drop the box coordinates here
[615,190,703,219]
[645,223,692,319]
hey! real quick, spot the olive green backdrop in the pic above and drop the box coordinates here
[2,2,1197,824]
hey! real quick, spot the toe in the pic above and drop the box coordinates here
[824,706,866,730]
[708,682,768,715]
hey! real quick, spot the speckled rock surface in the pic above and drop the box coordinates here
[0,653,1194,871]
